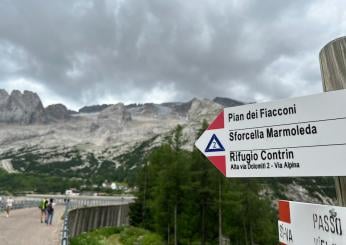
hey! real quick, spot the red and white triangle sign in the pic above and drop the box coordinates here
[195,111,228,176]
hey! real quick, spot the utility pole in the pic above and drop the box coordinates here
[319,36,346,205]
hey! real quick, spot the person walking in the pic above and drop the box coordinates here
[0,196,3,213]
[38,198,47,223]
[43,198,49,223]
[46,198,54,225]
[5,196,14,218]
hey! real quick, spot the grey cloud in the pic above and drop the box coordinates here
[0,0,344,108]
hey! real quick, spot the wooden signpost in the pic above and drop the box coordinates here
[320,36,346,206]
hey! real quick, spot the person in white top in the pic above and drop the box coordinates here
[6,196,14,218]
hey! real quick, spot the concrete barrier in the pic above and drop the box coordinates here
[68,204,129,238]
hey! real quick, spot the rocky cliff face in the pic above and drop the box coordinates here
[213,97,244,107]
[79,104,111,113]
[45,104,72,121]
[0,90,46,124]
[0,91,225,187]
[98,103,132,124]
[187,98,223,122]
[0,90,225,155]
[0,90,80,124]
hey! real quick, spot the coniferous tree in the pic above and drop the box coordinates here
[130,122,278,245]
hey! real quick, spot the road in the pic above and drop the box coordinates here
[0,206,64,245]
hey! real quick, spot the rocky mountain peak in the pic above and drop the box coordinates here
[0,89,9,104]
[98,103,132,123]
[0,89,46,124]
[213,97,244,107]
[0,89,9,97]
[187,98,223,122]
[79,104,111,113]
[45,104,71,121]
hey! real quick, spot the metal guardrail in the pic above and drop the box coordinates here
[60,198,133,245]
[61,202,69,245]
[0,199,41,213]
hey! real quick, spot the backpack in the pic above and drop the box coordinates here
[39,200,45,209]
[47,203,54,214]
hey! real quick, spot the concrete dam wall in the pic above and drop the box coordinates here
[68,204,129,238]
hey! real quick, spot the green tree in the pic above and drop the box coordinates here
[130,122,278,245]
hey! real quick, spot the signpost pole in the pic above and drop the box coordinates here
[319,36,346,206]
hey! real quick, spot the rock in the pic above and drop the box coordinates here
[45,104,71,121]
[0,89,9,104]
[139,103,159,116]
[89,122,100,132]
[98,103,131,124]
[79,104,111,113]
[0,90,46,124]
[213,97,244,107]
[187,98,223,122]
[171,101,193,116]
[130,103,171,117]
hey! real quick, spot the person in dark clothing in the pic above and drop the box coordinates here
[45,198,54,225]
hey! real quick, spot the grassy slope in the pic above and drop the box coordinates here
[0,137,157,194]
[70,227,163,245]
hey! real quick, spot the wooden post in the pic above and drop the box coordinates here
[174,204,177,245]
[319,36,346,205]
[219,178,222,245]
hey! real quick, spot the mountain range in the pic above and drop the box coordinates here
[0,89,335,205]
[0,89,242,183]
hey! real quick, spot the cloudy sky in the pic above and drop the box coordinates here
[0,0,345,110]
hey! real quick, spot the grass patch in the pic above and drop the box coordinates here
[70,226,163,245]
[70,227,122,245]
[119,227,163,245]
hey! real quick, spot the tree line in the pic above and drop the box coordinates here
[130,123,277,244]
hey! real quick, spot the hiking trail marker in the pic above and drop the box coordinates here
[278,200,346,245]
[195,89,346,177]
[205,134,225,152]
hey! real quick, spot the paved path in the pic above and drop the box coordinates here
[0,206,64,245]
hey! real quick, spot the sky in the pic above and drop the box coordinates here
[0,0,345,110]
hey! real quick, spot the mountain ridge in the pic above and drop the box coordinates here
[0,89,336,206]
[0,89,242,124]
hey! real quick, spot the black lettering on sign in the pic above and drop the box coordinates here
[228,113,244,122]
[279,224,293,243]
[313,213,343,236]
[260,149,294,161]
[230,151,258,164]
[229,129,264,142]
[266,124,317,138]
[314,236,337,245]
[246,110,258,120]
[260,104,296,118]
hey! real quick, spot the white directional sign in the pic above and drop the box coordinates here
[278,200,346,245]
[195,89,346,177]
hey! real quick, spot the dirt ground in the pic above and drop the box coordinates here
[0,206,64,245]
